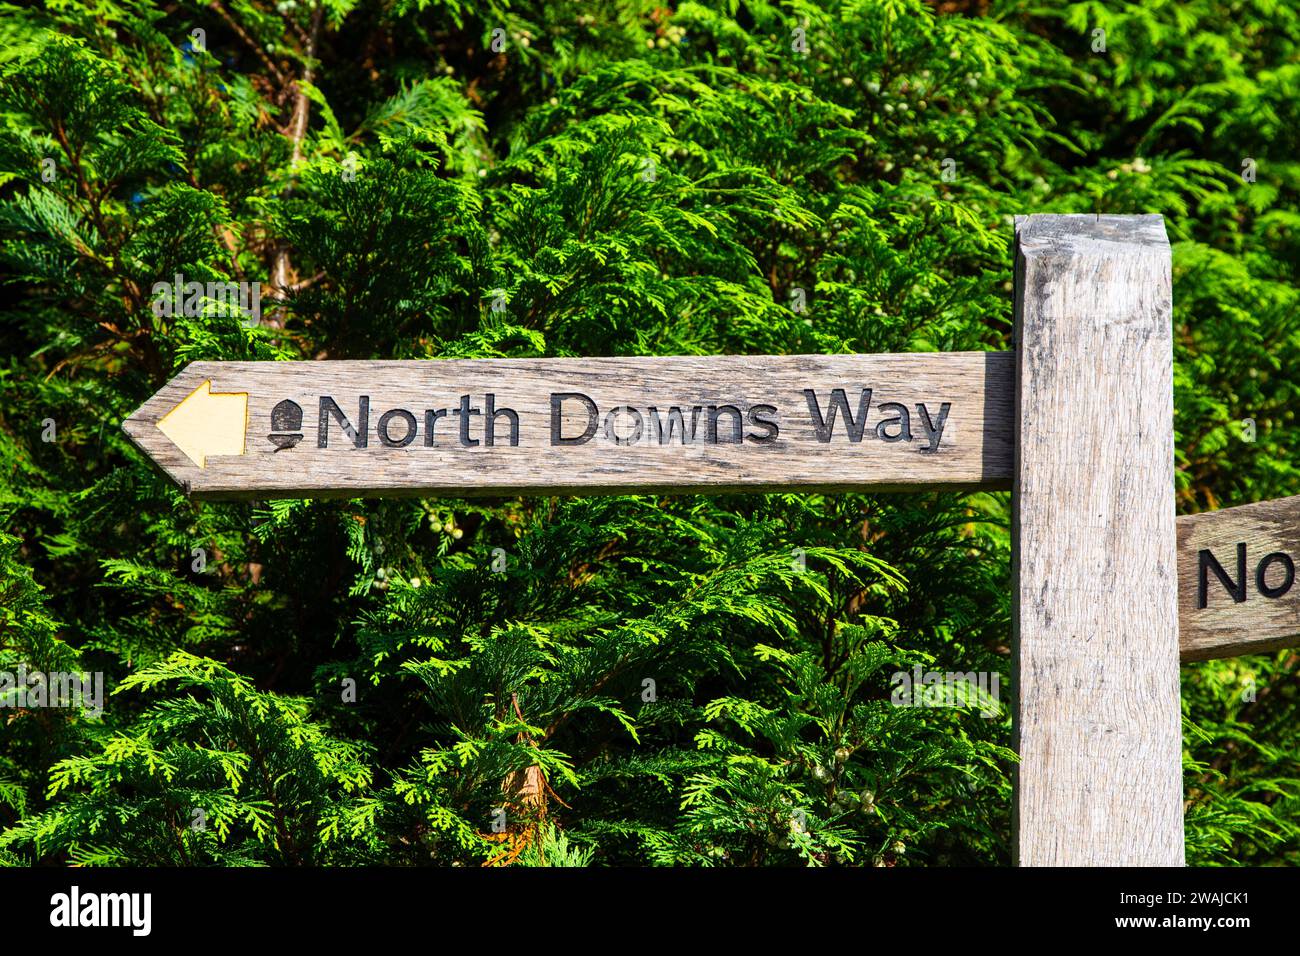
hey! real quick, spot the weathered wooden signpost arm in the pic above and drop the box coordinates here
[1178,494,1300,661]
[121,353,1015,499]
[1012,214,1184,866]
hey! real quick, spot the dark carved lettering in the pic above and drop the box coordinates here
[603,406,643,446]
[804,389,872,442]
[746,405,779,444]
[484,393,519,447]
[915,402,951,452]
[1256,551,1296,600]
[378,408,417,448]
[551,393,599,446]
[454,394,481,447]
[423,408,447,446]
[318,396,368,448]
[874,402,912,443]
[707,405,744,444]
[1198,544,1247,609]
[648,406,700,445]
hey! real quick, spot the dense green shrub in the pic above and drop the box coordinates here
[1,0,1296,866]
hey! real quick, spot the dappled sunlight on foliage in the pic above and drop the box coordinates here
[0,0,1297,866]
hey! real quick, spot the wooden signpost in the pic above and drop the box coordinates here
[123,214,1300,867]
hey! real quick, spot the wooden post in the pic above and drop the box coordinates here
[1012,215,1184,866]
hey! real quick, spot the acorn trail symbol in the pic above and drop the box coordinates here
[269,399,304,449]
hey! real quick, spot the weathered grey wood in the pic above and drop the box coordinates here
[1012,214,1184,866]
[122,353,1014,500]
[1177,495,1300,661]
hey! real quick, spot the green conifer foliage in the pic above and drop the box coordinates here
[1,0,1297,866]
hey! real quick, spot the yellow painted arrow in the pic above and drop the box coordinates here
[156,380,248,468]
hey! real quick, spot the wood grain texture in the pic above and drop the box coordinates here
[122,353,1014,499]
[1012,214,1184,866]
[1177,495,1300,661]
